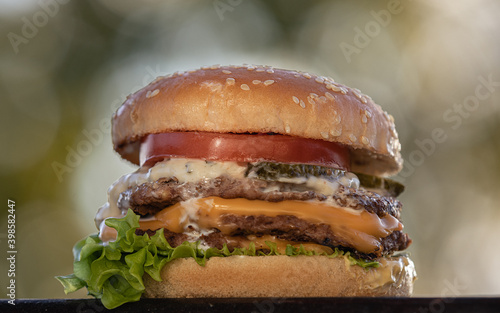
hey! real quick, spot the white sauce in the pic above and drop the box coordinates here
[178,197,211,232]
[95,158,361,228]
[95,159,248,228]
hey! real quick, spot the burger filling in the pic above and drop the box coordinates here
[96,158,410,260]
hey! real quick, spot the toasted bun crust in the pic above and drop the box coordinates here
[143,255,416,298]
[113,65,402,176]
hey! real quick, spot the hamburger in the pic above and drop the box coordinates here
[57,65,416,309]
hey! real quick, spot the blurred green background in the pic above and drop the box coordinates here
[1,0,500,299]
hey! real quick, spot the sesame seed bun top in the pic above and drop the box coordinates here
[112,65,402,176]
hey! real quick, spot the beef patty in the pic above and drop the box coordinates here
[119,175,402,219]
[135,213,410,260]
[127,175,409,259]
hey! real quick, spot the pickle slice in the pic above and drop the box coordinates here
[246,162,345,181]
[354,173,405,197]
[246,162,405,197]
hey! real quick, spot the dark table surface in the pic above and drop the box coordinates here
[1,297,499,313]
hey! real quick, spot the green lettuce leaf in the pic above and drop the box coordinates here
[56,209,379,309]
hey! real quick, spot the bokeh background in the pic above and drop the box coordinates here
[1,0,500,299]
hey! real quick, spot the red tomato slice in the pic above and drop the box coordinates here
[140,132,350,170]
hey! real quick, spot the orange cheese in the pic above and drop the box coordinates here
[137,197,402,254]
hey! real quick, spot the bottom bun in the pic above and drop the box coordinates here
[143,255,416,298]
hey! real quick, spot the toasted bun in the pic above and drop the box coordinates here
[113,65,402,176]
[143,255,416,298]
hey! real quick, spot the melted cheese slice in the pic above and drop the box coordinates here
[136,197,402,254]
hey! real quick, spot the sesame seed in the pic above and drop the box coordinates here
[263,80,275,86]
[362,115,368,124]
[247,66,255,71]
[210,64,220,69]
[390,125,397,136]
[252,80,261,85]
[150,89,160,97]
[329,84,342,93]
[349,134,357,142]
[321,131,329,139]
[361,136,370,145]
[315,77,324,84]
[387,143,394,156]
[302,73,312,79]
[325,92,335,101]
[299,100,306,108]
[146,89,160,98]
[364,110,372,118]
[292,96,300,104]
[340,87,348,95]
[266,68,274,74]
[256,68,265,72]
[361,97,368,104]
[330,128,342,136]
[307,96,315,105]
[226,78,235,85]
[334,115,341,124]
[285,124,291,133]
[353,88,366,102]
[310,93,319,98]
[201,66,210,70]
[222,70,232,74]
[152,76,163,84]
[294,74,300,78]
[319,96,327,102]
[240,84,250,90]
